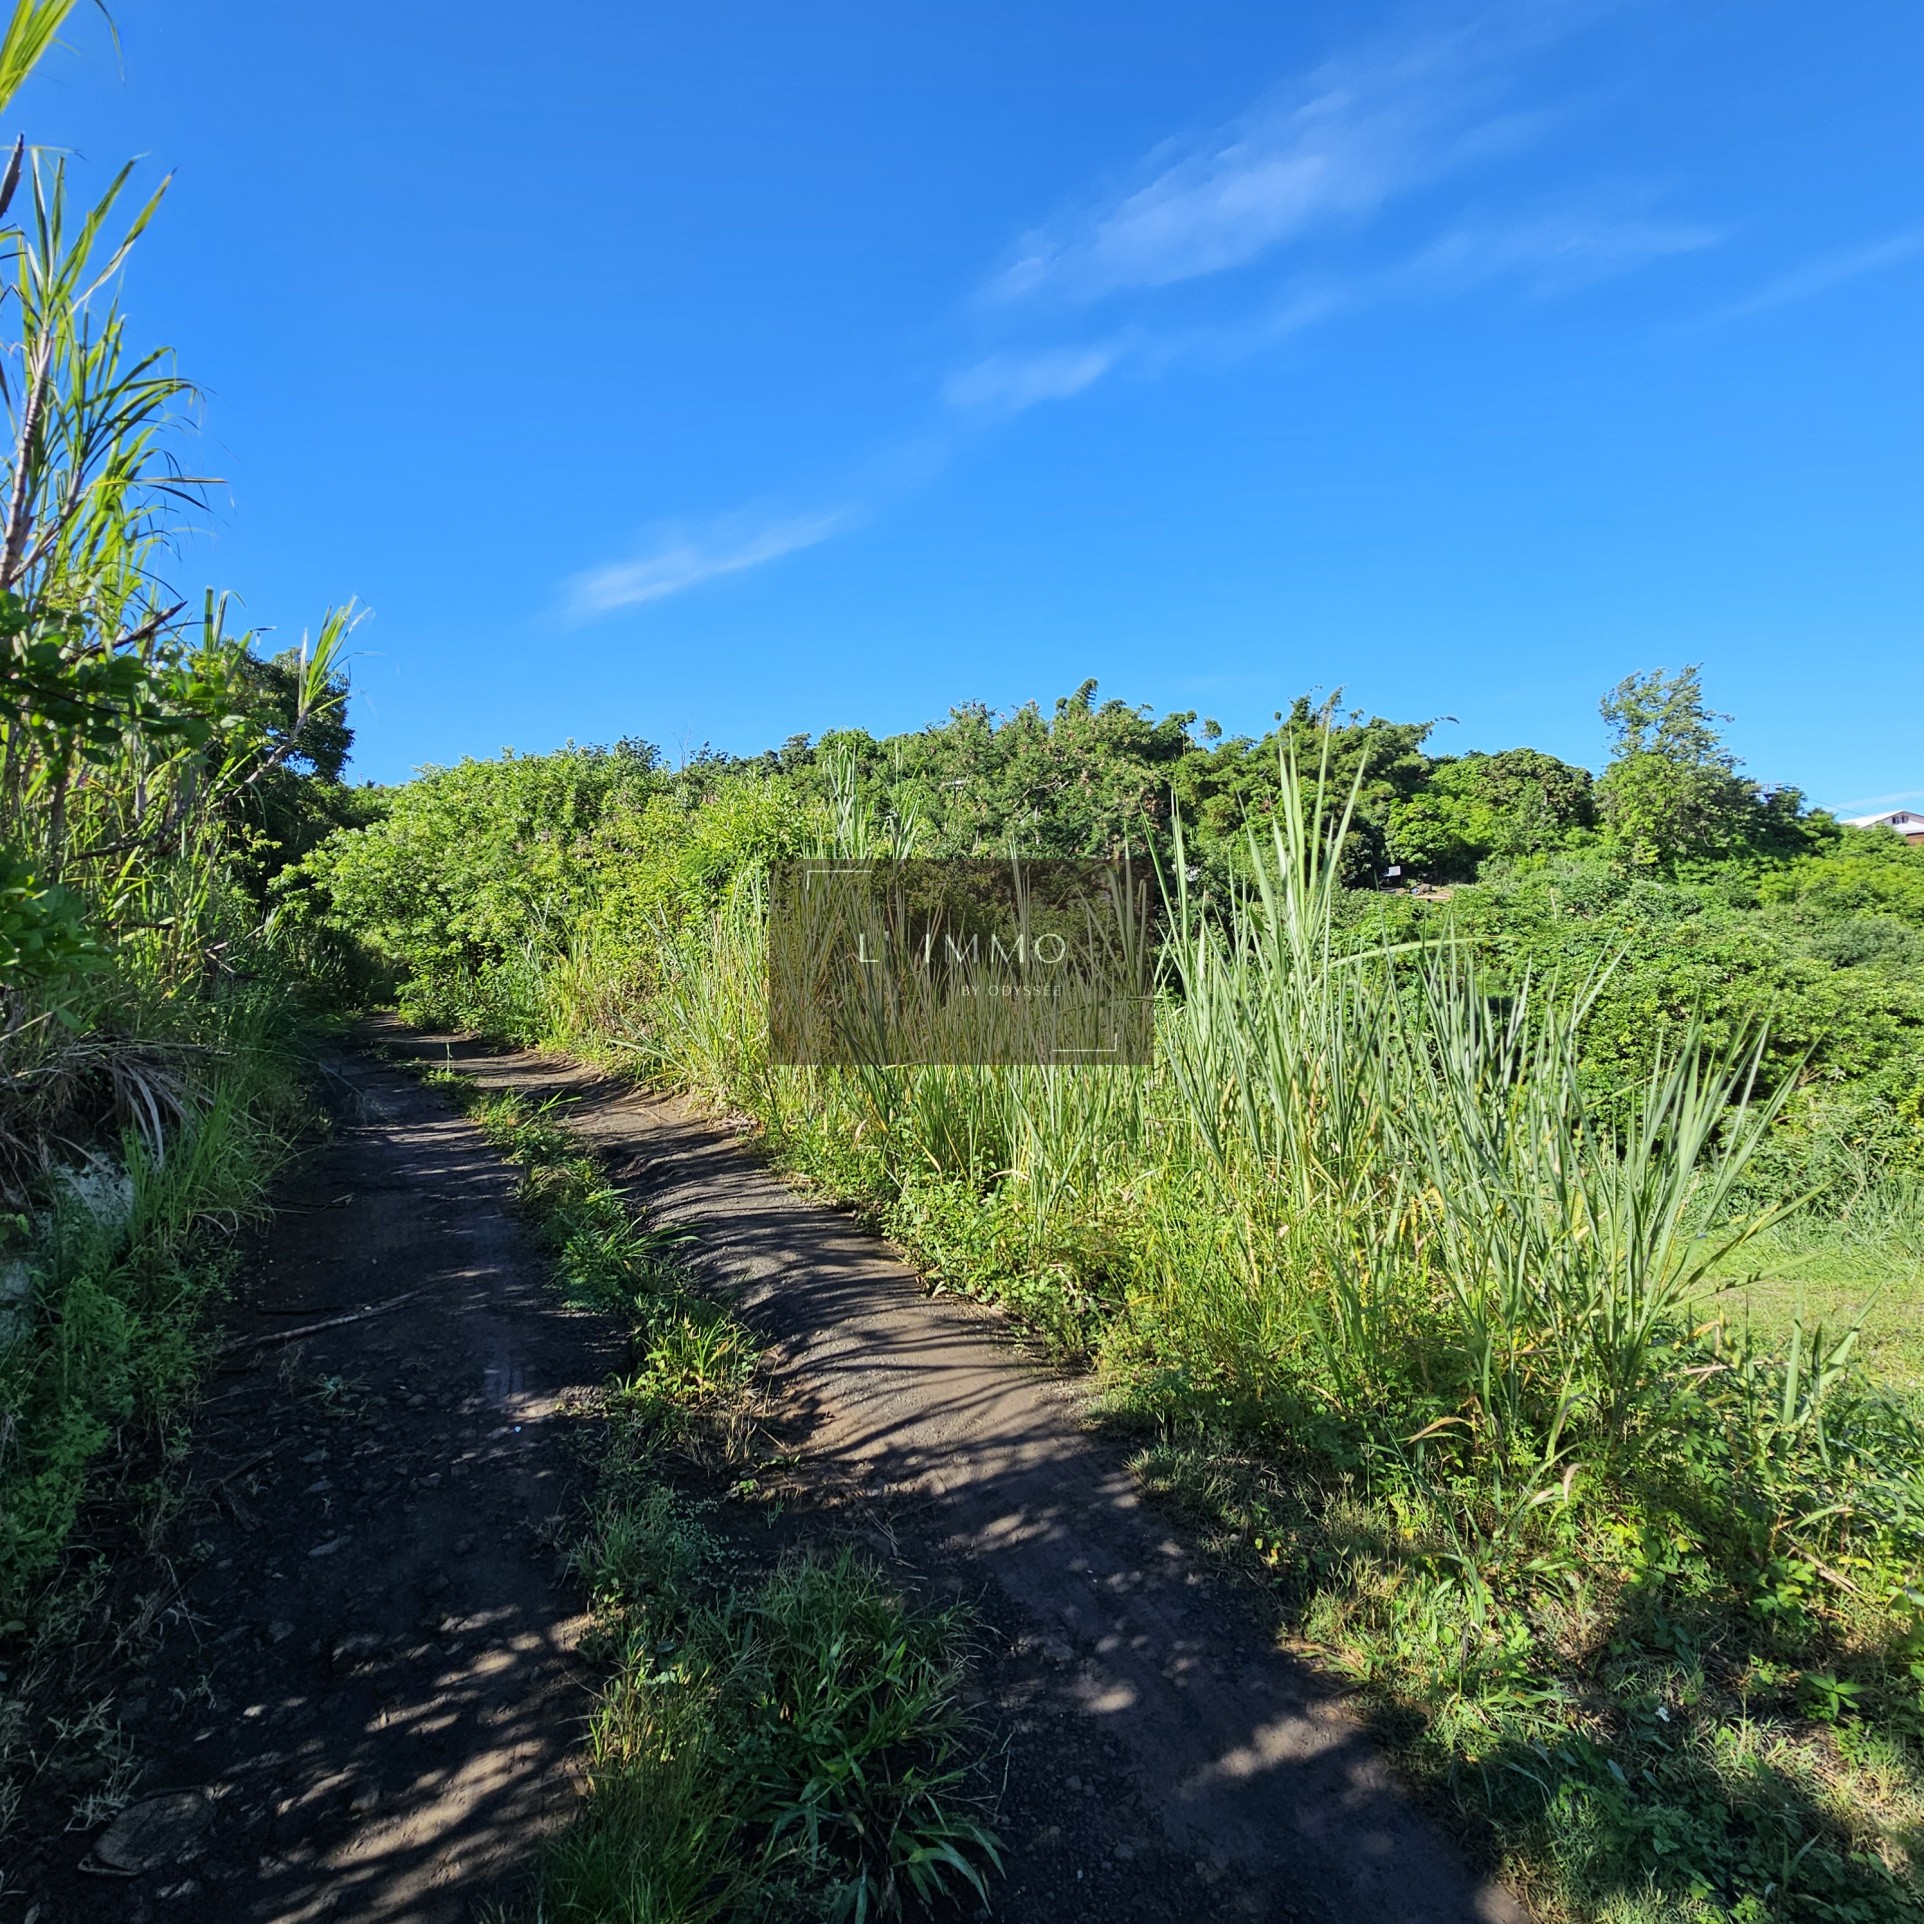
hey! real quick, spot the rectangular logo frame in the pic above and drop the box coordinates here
[767,857,1156,1067]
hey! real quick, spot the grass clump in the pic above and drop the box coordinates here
[550,1486,1001,1924]
[418,1065,1004,1923]
[421,1072,757,1453]
[0,998,309,1611]
[0,991,323,1838]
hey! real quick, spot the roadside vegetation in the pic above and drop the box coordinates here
[417,1069,1003,1924]
[0,0,365,1837]
[304,680,1924,1922]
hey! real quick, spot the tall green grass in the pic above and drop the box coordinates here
[0,5,362,1825]
[581,767,1924,1920]
[0,982,308,1619]
[548,1515,1000,1924]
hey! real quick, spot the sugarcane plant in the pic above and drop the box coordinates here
[0,0,352,1187]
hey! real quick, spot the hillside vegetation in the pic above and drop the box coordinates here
[300,679,1924,1923]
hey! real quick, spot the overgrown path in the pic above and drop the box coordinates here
[30,1039,1530,1921]
[397,1030,1532,1924]
[26,1053,622,1922]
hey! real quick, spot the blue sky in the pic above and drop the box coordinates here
[17,0,1924,806]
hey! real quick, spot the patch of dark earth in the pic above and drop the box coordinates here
[5,1043,1523,1922]
[6,1055,618,1924]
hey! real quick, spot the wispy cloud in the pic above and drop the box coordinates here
[1716,231,1924,322]
[947,206,1708,420]
[950,6,1712,418]
[1410,213,1719,293]
[985,15,1551,307]
[944,343,1125,412]
[564,507,854,621]
[575,5,1724,593]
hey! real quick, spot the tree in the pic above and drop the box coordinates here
[1388,747,1596,880]
[1176,694,1436,887]
[1596,666,1765,868]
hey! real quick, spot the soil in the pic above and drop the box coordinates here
[9,1053,619,1924]
[10,1035,1533,1923]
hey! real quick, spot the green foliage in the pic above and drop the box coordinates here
[1760,832,1924,923]
[683,784,1921,1919]
[1388,747,1597,880]
[218,628,368,900]
[0,844,94,985]
[808,677,1196,860]
[1426,855,1924,1188]
[0,984,305,1620]
[310,664,1924,1203]
[0,32,363,1744]
[1595,667,1810,869]
[1175,692,1436,886]
[543,1500,999,1924]
[0,1,96,117]
[1138,1438,1924,1924]
[300,748,810,1038]
[337,724,1924,1922]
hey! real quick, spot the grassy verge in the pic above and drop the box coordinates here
[590,856,1924,1924]
[1131,1438,1924,1924]
[0,988,318,1838]
[414,1066,1003,1924]
[708,1098,1924,1923]
[1708,1190,1924,1393]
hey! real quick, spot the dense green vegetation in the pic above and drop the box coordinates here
[4,8,1918,1914]
[307,672,1924,1222]
[0,0,364,1822]
[303,677,1924,1922]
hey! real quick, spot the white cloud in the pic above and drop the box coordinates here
[564,508,854,621]
[985,16,1548,306]
[1717,231,1924,322]
[1831,786,1924,816]
[941,206,1707,421]
[1410,214,1719,292]
[944,343,1123,411]
[946,7,1687,417]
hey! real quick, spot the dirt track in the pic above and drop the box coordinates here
[18,1053,620,1923]
[22,1037,1531,1922]
[396,1032,1531,1924]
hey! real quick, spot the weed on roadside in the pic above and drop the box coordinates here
[547,1481,1001,1924]
[1133,1438,1924,1923]
[0,1009,318,1846]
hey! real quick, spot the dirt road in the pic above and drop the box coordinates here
[17,1054,620,1923]
[22,1039,1529,1923]
[393,1033,1530,1924]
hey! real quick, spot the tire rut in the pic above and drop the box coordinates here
[24,1053,621,1923]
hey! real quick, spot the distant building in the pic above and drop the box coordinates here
[1846,808,1924,845]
